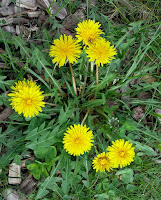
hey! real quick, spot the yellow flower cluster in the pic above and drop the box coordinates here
[49,19,117,67]
[93,139,135,172]
[62,124,135,172]
[9,20,116,117]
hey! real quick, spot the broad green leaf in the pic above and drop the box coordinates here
[58,105,73,126]
[116,168,134,184]
[135,142,157,156]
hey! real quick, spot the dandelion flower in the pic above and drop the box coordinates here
[107,139,135,168]
[49,34,81,67]
[63,124,94,156]
[8,79,45,118]
[92,152,113,172]
[86,37,117,67]
[75,19,104,46]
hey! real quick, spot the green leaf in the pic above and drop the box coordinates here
[116,168,134,184]
[34,146,49,160]
[82,96,106,109]
[13,155,21,165]
[33,48,66,97]
[58,105,73,126]
[82,180,89,188]
[135,142,157,156]
[0,76,14,91]
[93,73,115,93]
[13,36,31,58]
[27,163,42,180]
[45,146,57,164]
[35,156,62,199]
[126,184,137,191]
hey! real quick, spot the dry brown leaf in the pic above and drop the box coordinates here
[61,9,85,35]
[20,174,38,195]
[2,25,16,33]
[0,107,14,121]
[27,11,41,18]
[142,74,156,84]
[133,106,147,124]
[16,0,37,10]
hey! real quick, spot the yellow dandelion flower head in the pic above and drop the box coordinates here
[75,19,104,46]
[63,124,94,156]
[8,79,45,118]
[107,139,135,168]
[92,152,113,172]
[49,34,82,67]
[85,37,117,67]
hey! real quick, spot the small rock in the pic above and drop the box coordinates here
[3,188,24,200]
[8,163,21,185]
[16,0,37,10]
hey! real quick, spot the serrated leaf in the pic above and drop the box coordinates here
[33,48,66,97]
[13,36,31,58]
[0,76,14,91]
[58,105,73,125]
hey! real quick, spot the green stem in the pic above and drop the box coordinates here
[96,64,99,85]
[69,62,78,96]
[91,61,94,73]
[81,109,90,125]
[74,156,79,176]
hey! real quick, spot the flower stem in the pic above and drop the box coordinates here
[91,61,94,73]
[96,64,99,84]
[69,62,78,96]
[81,108,90,125]
[74,156,79,176]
